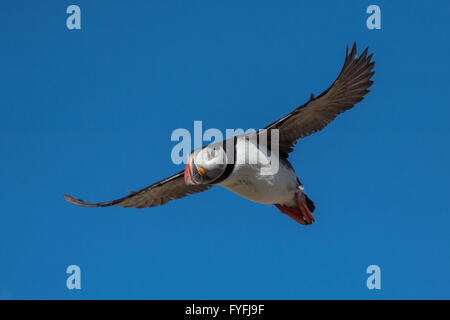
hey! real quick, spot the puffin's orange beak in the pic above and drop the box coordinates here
[184,161,191,184]
[184,156,196,185]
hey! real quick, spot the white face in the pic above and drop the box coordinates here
[185,143,228,185]
[193,144,227,169]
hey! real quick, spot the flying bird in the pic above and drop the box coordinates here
[65,43,375,226]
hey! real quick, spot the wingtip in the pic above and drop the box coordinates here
[64,194,94,207]
[351,42,357,54]
[64,193,79,204]
[361,47,369,59]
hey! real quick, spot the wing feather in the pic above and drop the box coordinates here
[264,43,375,156]
[64,171,211,209]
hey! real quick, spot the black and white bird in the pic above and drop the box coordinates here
[65,43,375,226]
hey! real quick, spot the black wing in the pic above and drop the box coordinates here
[264,43,375,157]
[64,171,212,209]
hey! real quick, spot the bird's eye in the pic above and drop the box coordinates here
[210,149,216,158]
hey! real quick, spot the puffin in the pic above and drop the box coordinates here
[65,43,375,226]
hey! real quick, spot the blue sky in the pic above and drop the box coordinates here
[0,0,449,299]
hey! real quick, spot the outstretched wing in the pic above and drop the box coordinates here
[264,43,375,157]
[64,171,212,209]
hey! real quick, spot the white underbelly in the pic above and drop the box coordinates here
[219,138,299,206]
